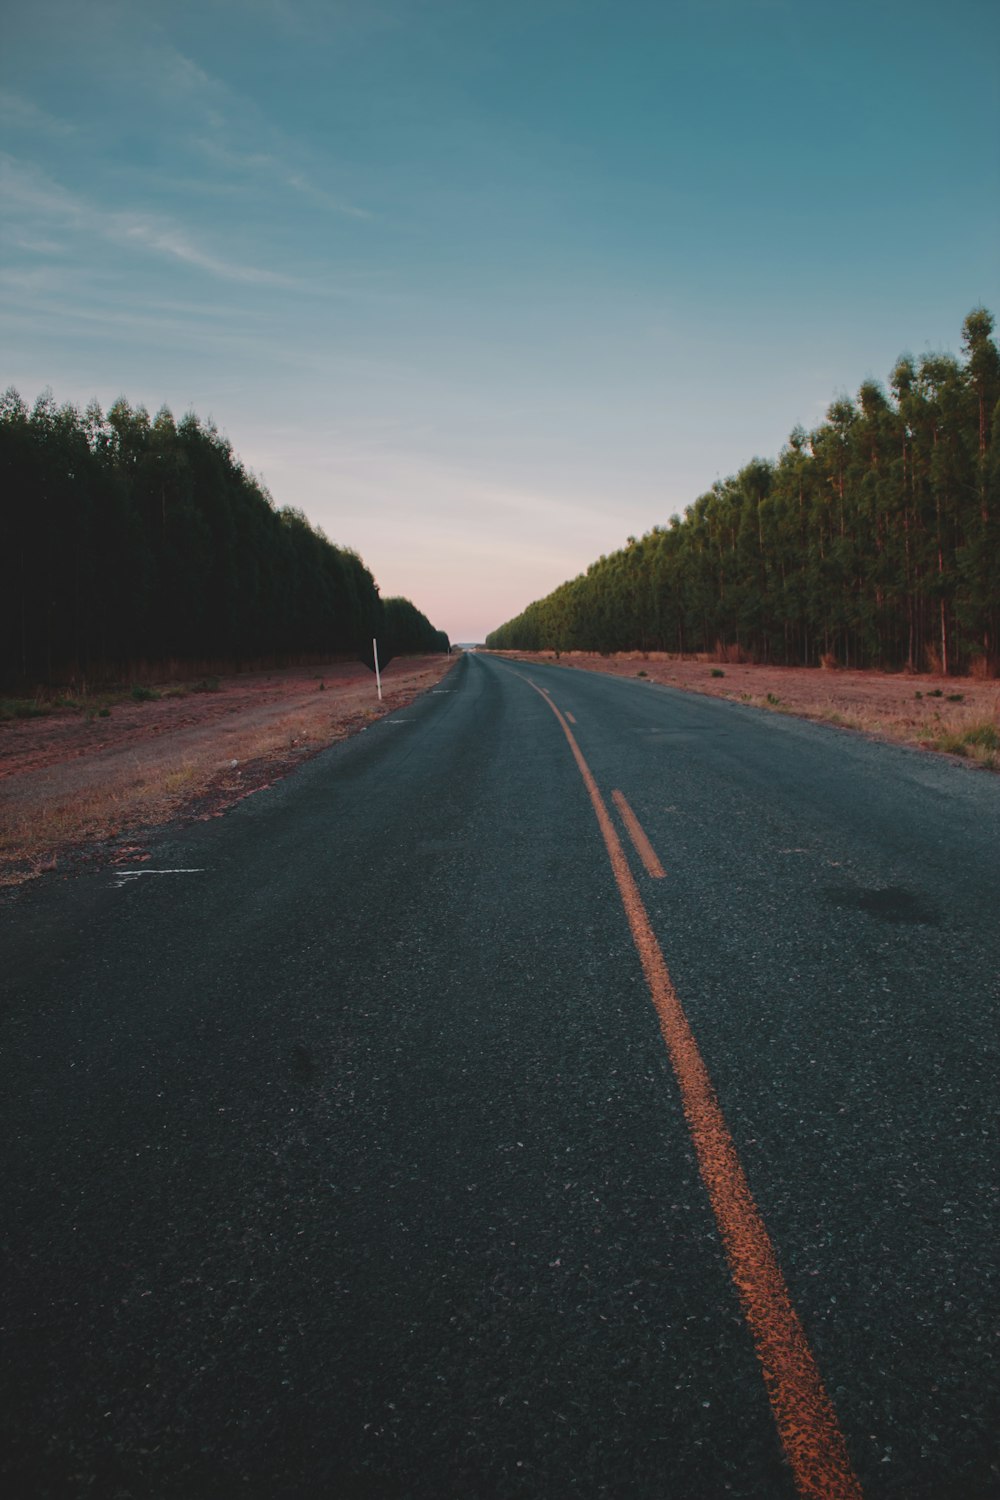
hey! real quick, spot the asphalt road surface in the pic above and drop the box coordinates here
[2,652,997,1499]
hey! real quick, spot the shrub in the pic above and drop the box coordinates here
[130,685,161,702]
[965,723,1000,749]
[711,668,725,678]
[935,721,999,765]
[0,699,49,720]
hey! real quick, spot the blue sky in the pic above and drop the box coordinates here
[3,0,998,642]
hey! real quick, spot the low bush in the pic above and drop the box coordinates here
[0,699,50,721]
[934,721,999,766]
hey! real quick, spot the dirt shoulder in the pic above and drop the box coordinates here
[0,655,457,887]
[490,649,1000,768]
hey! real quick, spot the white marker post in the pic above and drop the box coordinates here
[373,637,383,701]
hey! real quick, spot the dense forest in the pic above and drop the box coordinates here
[488,309,1000,675]
[0,389,448,688]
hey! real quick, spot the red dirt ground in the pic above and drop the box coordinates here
[0,655,456,885]
[2,659,409,778]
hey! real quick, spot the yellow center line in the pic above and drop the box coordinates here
[611,789,666,878]
[513,667,861,1500]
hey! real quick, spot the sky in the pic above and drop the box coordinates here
[2,0,999,643]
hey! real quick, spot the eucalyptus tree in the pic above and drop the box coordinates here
[958,308,1000,666]
[0,389,446,687]
[487,309,998,675]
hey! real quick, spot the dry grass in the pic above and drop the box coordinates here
[752,698,1000,768]
[925,719,999,768]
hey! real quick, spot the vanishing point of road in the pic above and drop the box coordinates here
[2,652,997,1498]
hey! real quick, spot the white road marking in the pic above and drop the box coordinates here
[112,868,205,889]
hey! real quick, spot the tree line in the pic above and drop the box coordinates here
[0,390,448,688]
[487,309,1000,675]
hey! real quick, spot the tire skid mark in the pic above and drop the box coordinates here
[512,667,862,1500]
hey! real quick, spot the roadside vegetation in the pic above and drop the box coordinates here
[487,309,999,678]
[0,674,223,723]
[758,687,1000,768]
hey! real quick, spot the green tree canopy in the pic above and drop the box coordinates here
[0,395,447,686]
[487,309,999,675]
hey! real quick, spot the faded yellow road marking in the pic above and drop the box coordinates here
[515,670,862,1500]
[611,790,666,878]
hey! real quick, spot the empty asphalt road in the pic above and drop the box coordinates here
[2,651,997,1499]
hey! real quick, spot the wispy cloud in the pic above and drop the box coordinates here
[284,171,371,219]
[0,296,289,367]
[157,45,218,99]
[0,153,83,223]
[0,265,76,296]
[145,36,374,219]
[194,136,277,175]
[0,153,311,289]
[191,133,371,220]
[0,87,78,138]
[114,216,304,287]
[3,19,374,228]
[8,236,67,256]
